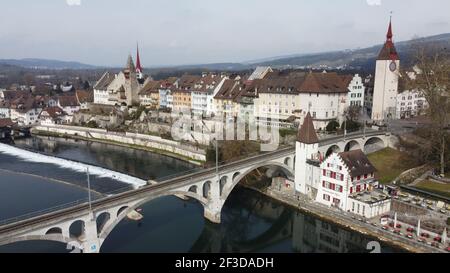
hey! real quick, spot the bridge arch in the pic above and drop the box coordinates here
[219,176,228,197]
[69,220,85,239]
[45,227,63,235]
[188,185,198,194]
[364,137,385,153]
[96,212,111,235]
[203,181,212,199]
[326,145,341,156]
[116,206,129,217]
[344,140,361,152]
[232,172,241,182]
[221,161,294,206]
[0,235,75,249]
[98,190,209,247]
[284,157,293,169]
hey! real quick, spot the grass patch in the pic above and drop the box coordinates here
[414,180,450,198]
[368,148,419,184]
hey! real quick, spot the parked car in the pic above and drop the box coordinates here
[407,227,415,233]
[406,234,414,239]
[421,233,430,238]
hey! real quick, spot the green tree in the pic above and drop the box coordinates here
[326,120,340,132]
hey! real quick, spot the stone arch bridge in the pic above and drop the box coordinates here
[0,130,394,253]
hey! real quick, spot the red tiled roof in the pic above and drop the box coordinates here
[297,112,319,144]
[299,73,348,93]
[41,107,65,119]
[339,150,377,177]
[58,95,80,107]
[0,118,14,128]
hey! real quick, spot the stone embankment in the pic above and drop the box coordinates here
[32,125,206,165]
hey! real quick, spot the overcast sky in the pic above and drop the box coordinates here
[0,0,449,67]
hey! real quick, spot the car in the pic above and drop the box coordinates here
[407,227,415,233]
[434,237,442,242]
[389,222,394,227]
[371,223,378,227]
[399,232,404,236]
[406,233,414,239]
[396,224,402,229]
[382,226,389,230]
[428,206,435,211]
[447,247,450,252]
[440,209,447,214]
[421,233,430,238]
[417,238,425,243]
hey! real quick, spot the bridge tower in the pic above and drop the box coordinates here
[295,112,320,197]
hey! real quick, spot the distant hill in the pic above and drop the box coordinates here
[0,58,98,70]
[248,33,450,72]
[1,33,448,73]
[160,33,450,72]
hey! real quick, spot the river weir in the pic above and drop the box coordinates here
[0,142,147,189]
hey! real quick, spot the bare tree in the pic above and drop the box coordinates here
[344,105,362,122]
[403,43,449,176]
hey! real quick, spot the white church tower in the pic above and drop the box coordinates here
[295,112,320,198]
[371,18,400,123]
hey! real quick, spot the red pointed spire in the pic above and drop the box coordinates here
[136,43,143,73]
[386,17,393,42]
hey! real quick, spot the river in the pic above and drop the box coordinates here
[0,136,401,253]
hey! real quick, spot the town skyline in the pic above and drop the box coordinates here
[1,0,449,67]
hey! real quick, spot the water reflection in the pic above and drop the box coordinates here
[189,188,400,253]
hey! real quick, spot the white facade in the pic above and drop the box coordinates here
[11,108,41,126]
[0,106,10,119]
[294,140,321,198]
[94,89,111,105]
[254,93,300,121]
[191,76,226,116]
[316,153,351,210]
[372,59,400,121]
[298,92,347,130]
[159,89,173,110]
[396,90,428,119]
[347,74,365,108]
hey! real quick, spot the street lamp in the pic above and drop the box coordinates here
[86,167,92,214]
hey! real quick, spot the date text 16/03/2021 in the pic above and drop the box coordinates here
[175,257,275,271]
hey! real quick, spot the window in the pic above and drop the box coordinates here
[323,194,330,201]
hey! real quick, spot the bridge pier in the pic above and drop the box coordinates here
[204,207,221,224]
[80,214,101,253]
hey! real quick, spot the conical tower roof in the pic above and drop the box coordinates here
[126,54,135,72]
[297,112,319,144]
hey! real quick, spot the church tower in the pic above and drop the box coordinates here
[295,112,320,197]
[371,18,400,123]
[135,44,144,80]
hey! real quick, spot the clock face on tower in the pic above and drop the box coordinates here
[389,61,397,72]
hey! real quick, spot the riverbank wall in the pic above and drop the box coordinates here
[31,125,206,166]
[240,185,445,253]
